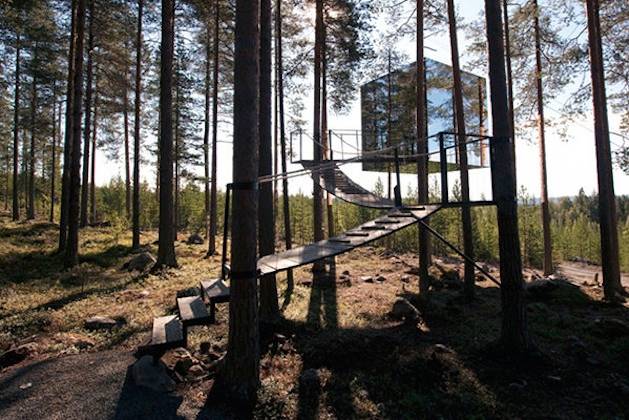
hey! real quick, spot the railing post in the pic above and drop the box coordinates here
[299,128,303,162]
[221,184,232,279]
[394,146,402,207]
[328,129,333,161]
[439,132,449,204]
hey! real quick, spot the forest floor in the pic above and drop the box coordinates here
[0,215,628,419]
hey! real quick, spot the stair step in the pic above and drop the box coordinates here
[345,231,370,237]
[136,315,185,358]
[361,225,390,231]
[177,296,212,327]
[200,279,230,304]
[328,237,352,243]
[374,219,400,224]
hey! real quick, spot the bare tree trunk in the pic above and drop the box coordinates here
[216,0,260,404]
[584,0,622,300]
[276,0,293,290]
[447,0,474,301]
[90,72,98,223]
[80,0,94,228]
[50,85,57,222]
[154,0,177,269]
[312,0,325,275]
[27,57,37,221]
[13,33,21,221]
[132,0,143,250]
[484,0,530,353]
[532,0,552,276]
[174,78,180,240]
[416,0,430,296]
[207,0,219,256]
[64,0,87,269]
[259,0,280,321]
[59,0,77,250]
[387,51,392,201]
[123,71,131,221]
[502,0,516,171]
[321,26,333,239]
[203,26,211,243]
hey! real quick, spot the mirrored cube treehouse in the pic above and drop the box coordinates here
[360,59,489,174]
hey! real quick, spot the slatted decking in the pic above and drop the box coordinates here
[258,205,440,275]
[301,162,395,209]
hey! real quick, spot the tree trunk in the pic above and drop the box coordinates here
[132,0,143,250]
[322,40,334,239]
[207,0,219,256]
[502,0,516,172]
[13,33,21,221]
[50,85,57,223]
[59,0,77,251]
[484,0,530,353]
[416,0,431,296]
[80,0,94,228]
[123,70,131,221]
[259,0,280,321]
[174,74,180,240]
[64,0,87,268]
[387,51,392,201]
[154,0,178,269]
[584,0,622,300]
[532,0,553,276]
[27,57,37,221]
[216,0,260,404]
[312,0,325,275]
[90,72,98,223]
[447,0,474,301]
[203,25,211,243]
[276,0,293,290]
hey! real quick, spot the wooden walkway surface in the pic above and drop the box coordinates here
[258,205,441,275]
[301,162,395,209]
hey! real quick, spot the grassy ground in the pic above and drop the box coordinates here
[1,215,628,419]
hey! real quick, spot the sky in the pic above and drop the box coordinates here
[93,0,629,200]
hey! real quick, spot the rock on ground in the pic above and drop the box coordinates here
[132,355,176,393]
[390,297,421,323]
[84,316,124,331]
[122,252,156,272]
[186,233,204,245]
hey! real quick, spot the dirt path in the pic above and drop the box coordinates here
[559,261,629,287]
[0,350,203,420]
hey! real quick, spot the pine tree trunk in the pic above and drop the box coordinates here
[50,85,57,223]
[80,0,94,228]
[132,0,143,250]
[312,0,325,275]
[416,0,431,296]
[174,77,180,240]
[584,0,622,300]
[90,73,98,223]
[27,61,37,221]
[532,0,553,276]
[155,0,177,269]
[13,33,21,221]
[123,71,131,221]
[216,0,260,404]
[502,0,516,170]
[207,0,219,256]
[322,44,334,239]
[259,0,279,321]
[447,0,474,301]
[203,26,211,244]
[276,0,293,290]
[59,0,77,251]
[64,0,87,268]
[484,0,530,353]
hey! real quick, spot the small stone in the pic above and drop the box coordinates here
[19,382,33,390]
[274,333,287,343]
[132,355,176,392]
[400,275,411,283]
[390,297,421,323]
[342,270,350,276]
[84,316,121,331]
[139,290,150,297]
[361,276,374,283]
[187,364,206,379]
[433,344,451,353]
[376,275,386,282]
[174,358,195,376]
[122,252,156,272]
[187,233,204,245]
